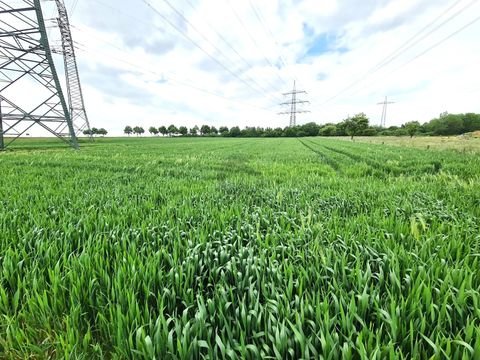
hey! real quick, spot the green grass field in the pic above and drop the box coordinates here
[1,137,479,359]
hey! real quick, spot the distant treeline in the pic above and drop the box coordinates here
[125,112,480,139]
[83,127,108,136]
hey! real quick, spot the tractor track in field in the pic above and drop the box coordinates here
[297,138,342,172]
[304,139,406,177]
[320,143,392,173]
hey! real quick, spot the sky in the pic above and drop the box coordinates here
[43,0,480,135]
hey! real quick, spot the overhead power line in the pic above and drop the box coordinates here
[70,0,79,16]
[394,15,480,71]
[346,14,480,100]
[247,0,300,86]
[141,0,282,104]
[158,0,282,102]
[225,0,288,88]
[182,0,281,94]
[73,42,275,113]
[247,0,289,70]
[373,0,468,71]
[318,0,479,106]
[70,27,276,113]
[91,0,282,105]
[85,0,286,111]
[373,0,478,70]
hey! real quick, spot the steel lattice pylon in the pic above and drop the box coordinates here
[0,0,89,150]
[55,0,91,138]
[279,81,310,127]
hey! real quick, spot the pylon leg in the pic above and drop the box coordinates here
[0,0,78,149]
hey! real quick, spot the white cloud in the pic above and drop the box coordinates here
[11,0,480,135]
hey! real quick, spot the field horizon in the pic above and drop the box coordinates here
[3,134,480,153]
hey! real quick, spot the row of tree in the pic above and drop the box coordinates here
[123,119,371,139]
[124,114,383,139]
[123,112,480,139]
[83,127,108,136]
[292,112,480,138]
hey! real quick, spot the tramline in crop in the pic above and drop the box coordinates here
[0,137,479,359]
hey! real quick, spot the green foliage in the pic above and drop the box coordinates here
[361,127,377,136]
[405,121,421,138]
[190,125,199,136]
[158,126,168,137]
[85,128,107,136]
[421,113,480,136]
[319,124,337,136]
[149,126,159,136]
[229,126,241,137]
[133,126,145,136]
[200,125,211,135]
[219,126,229,136]
[132,112,480,141]
[124,126,133,136]
[1,137,479,358]
[463,113,480,133]
[300,122,321,136]
[344,113,370,139]
[167,124,177,136]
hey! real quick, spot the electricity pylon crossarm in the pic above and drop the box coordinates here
[377,96,395,128]
[279,81,310,127]
[0,0,89,150]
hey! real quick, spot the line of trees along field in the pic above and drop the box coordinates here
[124,112,480,139]
[83,127,108,136]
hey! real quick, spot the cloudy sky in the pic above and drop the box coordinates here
[46,0,480,134]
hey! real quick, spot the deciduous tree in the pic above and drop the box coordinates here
[404,121,421,138]
[158,126,167,137]
[200,125,211,136]
[168,125,178,136]
[133,126,145,136]
[178,126,188,136]
[345,113,369,140]
[149,126,159,136]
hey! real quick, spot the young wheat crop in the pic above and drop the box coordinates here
[0,137,479,359]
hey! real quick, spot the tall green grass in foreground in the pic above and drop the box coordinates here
[1,137,479,359]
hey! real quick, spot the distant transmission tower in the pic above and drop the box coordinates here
[377,96,395,128]
[0,0,90,150]
[279,81,310,127]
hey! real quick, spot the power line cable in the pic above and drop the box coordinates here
[70,28,276,113]
[312,13,480,112]
[395,16,480,70]
[70,0,80,17]
[317,0,479,107]
[90,0,282,105]
[374,0,467,70]
[225,0,288,87]
[369,14,480,93]
[75,46,275,113]
[247,0,300,88]
[140,0,283,104]
[157,0,282,102]
[247,0,289,70]
[182,0,282,94]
